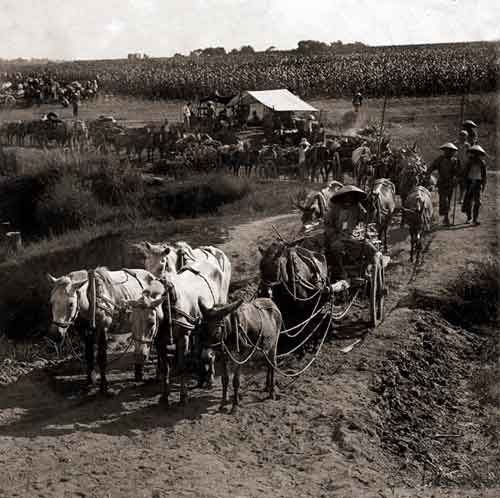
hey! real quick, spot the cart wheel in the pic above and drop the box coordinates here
[369,255,385,327]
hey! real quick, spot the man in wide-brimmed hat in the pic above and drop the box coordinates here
[428,142,458,226]
[461,145,487,225]
[461,120,478,145]
[324,185,377,280]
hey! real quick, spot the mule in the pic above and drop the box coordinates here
[200,298,282,413]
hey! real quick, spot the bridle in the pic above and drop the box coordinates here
[50,287,81,330]
[131,305,160,346]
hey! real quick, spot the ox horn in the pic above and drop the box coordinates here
[47,273,61,285]
[70,279,87,293]
[199,299,243,320]
[149,295,167,309]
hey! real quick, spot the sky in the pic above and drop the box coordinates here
[0,0,498,60]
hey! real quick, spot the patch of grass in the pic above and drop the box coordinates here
[219,180,305,217]
[450,257,499,325]
[468,93,497,125]
[150,173,252,218]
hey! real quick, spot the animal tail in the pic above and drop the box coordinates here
[88,269,96,329]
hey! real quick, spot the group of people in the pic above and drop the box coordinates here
[429,120,487,226]
[1,72,98,109]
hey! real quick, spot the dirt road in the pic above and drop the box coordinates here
[0,172,497,498]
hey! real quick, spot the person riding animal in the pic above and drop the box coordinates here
[324,185,388,281]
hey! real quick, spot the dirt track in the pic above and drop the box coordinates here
[0,171,498,498]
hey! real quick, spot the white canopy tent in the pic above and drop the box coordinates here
[229,89,318,113]
[229,89,318,121]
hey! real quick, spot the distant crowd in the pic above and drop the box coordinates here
[0,72,99,108]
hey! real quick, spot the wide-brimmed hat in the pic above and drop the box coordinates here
[468,144,486,155]
[330,185,366,203]
[462,120,477,128]
[440,142,458,151]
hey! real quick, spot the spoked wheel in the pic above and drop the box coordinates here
[369,255,385,327]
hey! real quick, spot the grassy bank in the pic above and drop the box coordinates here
[0,150,308,339]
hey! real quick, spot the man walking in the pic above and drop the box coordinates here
[428,143,458,226]
[461,145,487,225]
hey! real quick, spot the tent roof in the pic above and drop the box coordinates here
[230,89,318,112]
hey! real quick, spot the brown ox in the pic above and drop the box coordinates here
[366,178,396,252]
[401,186,433,263]
[200,297,281,413]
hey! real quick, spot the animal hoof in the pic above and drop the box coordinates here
[159,395,170,407]
[230,405,239,415]
[218,404,227,413]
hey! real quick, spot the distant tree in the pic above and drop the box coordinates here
[240,45,255,55]
[229,48,239,55]
[190,49,203,57]
[202,47,226,57]
[265,46,276,52]
[297,40,330,54]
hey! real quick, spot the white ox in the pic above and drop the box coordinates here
[47,268,158,392]
[128,255,231,406]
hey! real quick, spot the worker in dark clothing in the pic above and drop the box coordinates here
[352,91,363,112]
[461,145,487,225]
[428,143,458,226]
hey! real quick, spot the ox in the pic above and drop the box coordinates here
[130,258,229,406]
[366,179,396,252]
[295,181,343,232]
[47,268,157,393]
[258,241,329,354]
[401,186,433,263]
[199,297,281,413]
[134,241,231,386]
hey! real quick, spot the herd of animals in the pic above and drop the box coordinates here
[0,110,425,189]
[46,152,434,412]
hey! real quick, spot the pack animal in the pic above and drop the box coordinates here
[366,178,396,252]
[401,186,433,263]
[200,298,282,413]
[47,268,157,393]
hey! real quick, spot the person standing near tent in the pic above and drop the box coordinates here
[182,102,192,130]
[298,137,310,180]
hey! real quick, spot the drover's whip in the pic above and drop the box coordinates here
[452,74,469,225]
